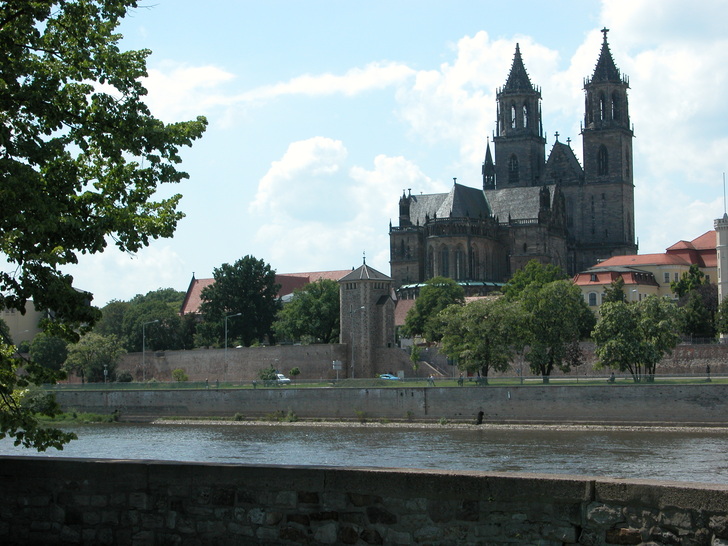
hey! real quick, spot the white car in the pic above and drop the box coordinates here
[276,373,291,385]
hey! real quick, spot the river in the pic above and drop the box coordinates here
[1,422,726,484]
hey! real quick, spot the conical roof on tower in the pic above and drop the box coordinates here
[589,28,624,84]
[501,43,537,94]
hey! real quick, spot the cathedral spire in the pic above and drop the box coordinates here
[589,28,624,84]
[502,44,536,93]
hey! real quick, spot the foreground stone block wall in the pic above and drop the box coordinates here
[0,457,727,545]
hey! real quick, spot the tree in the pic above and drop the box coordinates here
[503,260,567,301]
[121,299,182,352]
[439,298,527,384]
[671,264,709,298]
[197,256,281,347]
[289,367,301,384]
[593,296,682,382]
[402,277,465,342]
[679,285,717,339]
[93,300,131,340]
[716,296,728,337]
[64,333,126,383]
[29,333,68,371]
[521,280,594,383]
[0,1,206,450]
[273,279,340,343]
[602,276,626,304]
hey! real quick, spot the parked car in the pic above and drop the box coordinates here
[276,373,291,385]
[379,373,400,380]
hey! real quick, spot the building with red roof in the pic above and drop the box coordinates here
[180,270,353,316]
[573,231,716,310]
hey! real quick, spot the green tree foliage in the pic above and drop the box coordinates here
[64,333,126,383]
[121,299,182,352]
[439,298,526,383]
[679,285,717,339]
[197,256,281,347]
[602,276,626,304]
[95,289,191,351]
[171,368,188,382]
[521,280,595,382]
[0,1,205,450]
[29,333,68,371]
[670,264,709,298]
[503,260,568,301]
[402,277,465,342]
[289,367,301,383]
[593,296,682,382]
[716,296,728,336]
[273,279,340,343]
[93,300,131,340]
[0,318,11,345]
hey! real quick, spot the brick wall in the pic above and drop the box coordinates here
[1,457,726,545]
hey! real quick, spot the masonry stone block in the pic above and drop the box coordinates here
[314,521,339,544]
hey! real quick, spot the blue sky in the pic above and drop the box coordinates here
[62,0,728,306]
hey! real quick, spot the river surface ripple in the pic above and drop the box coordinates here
[1,422,727,485]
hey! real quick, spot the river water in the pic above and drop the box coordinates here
[1,423,726,485]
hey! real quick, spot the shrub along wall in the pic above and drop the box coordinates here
[0,457,726,545]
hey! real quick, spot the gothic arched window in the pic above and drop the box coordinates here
[440,246,449,278]
[508,155,519,184]
[522,104,528,128]
[611,91,620,121]
[597,145,609,176]
[511,104,517,129]
[599,93,607,121]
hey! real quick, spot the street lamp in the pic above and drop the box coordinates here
[225,312,242,358]
[142,319,159,382]
[350,305,365,379]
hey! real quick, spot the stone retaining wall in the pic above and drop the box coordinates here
[54,383,728,425]
[0,457,726,545]
[110,342,728,385]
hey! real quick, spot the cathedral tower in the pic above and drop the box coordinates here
[573,28,637,272]
[493,44,546,188]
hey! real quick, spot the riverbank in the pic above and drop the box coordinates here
[152,417,728,434]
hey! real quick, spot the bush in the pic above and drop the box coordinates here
[172,368,189,382]
[116,371,133,383]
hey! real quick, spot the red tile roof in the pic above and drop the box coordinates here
[180,270,353,315]
[594,253,691,268]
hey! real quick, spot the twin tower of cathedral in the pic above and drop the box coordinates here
[390,29,638,294]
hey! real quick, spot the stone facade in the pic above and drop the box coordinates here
[1,457,727,545]
[338,262,397,378]
[390,30,637,293]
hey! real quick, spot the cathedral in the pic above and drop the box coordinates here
[390,29,637,295]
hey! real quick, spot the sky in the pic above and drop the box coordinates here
[58,0,728,306]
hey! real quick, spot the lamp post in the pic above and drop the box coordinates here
[142,319,159,382]
[350,305,365,379]
[225,312,242,359]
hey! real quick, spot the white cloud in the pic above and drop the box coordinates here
[143,63,236,122]
[249,137,349,221]
[65,244,187,307]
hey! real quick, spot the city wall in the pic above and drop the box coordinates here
[54,383,728,425]
[113,342,728,384]
[1,456,727,545]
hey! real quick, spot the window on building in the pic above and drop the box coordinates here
[599,92,606,121]
[664,272,670,283]
[522,104,528,128]
[508,155,519,184]
[440,247,449,278]
[588,292,598,306]
[597,145,608,176]
[611,91,620,121]
[674,272,679,282]
[511,104,516,129]
[590,273,597,282]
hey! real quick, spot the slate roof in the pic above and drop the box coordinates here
[590,29,624,84]
[339,262,391,282]
[436,183,491,219]
[485,185,549,221]
[545,141,584,180]
[408,193,448,226]
[502,44,536,94]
